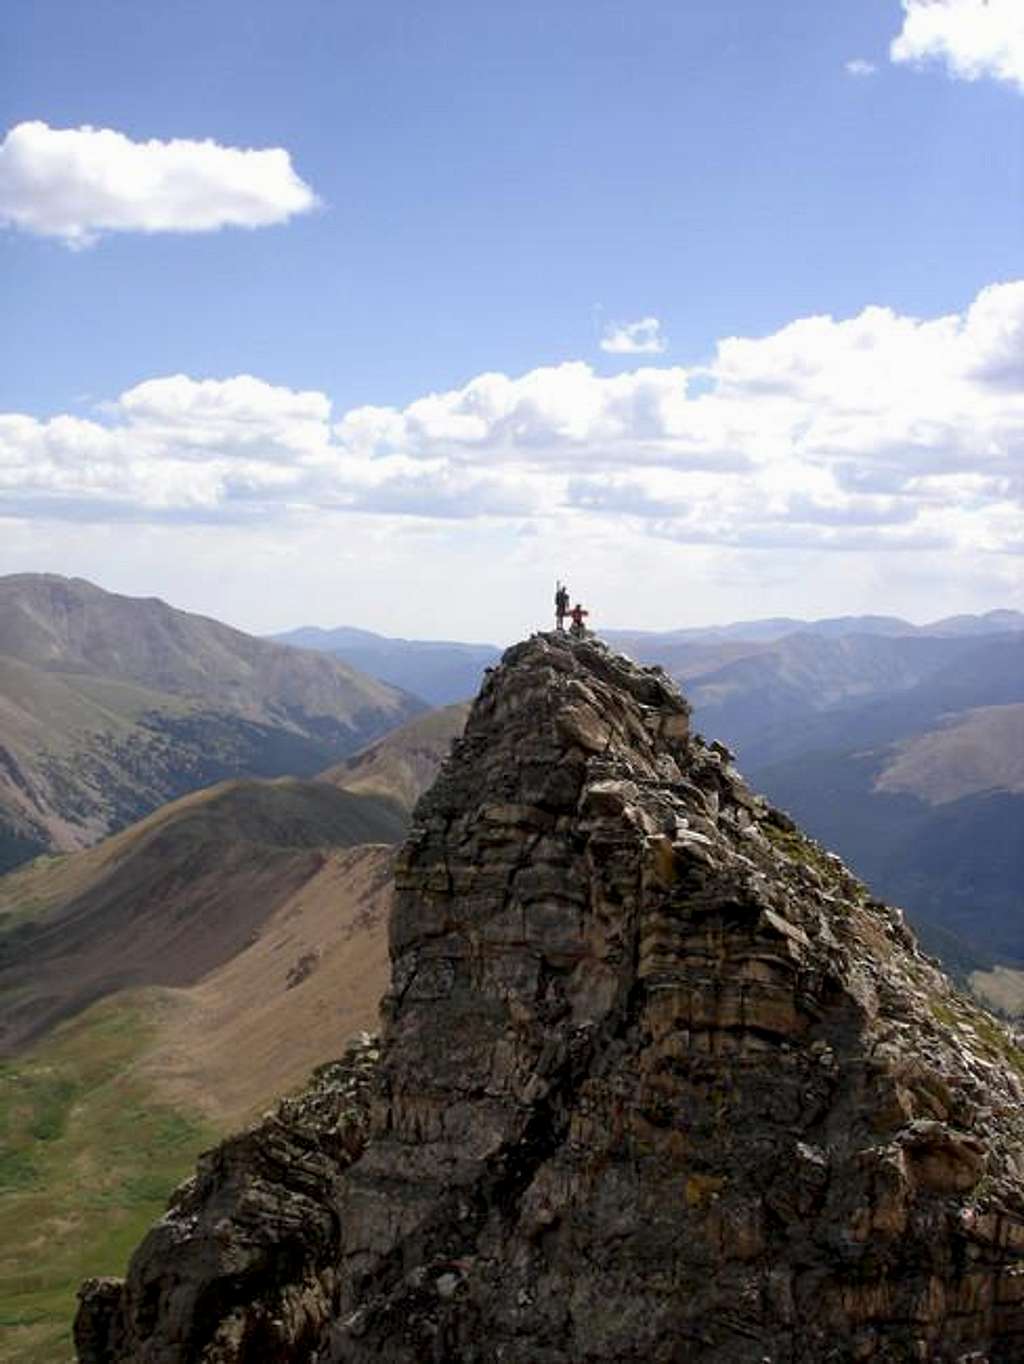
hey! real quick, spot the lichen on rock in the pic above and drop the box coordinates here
[76,633,1024,1362]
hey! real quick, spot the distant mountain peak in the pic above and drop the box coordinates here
[0,574,421,872]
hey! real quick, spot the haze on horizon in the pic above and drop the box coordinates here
[1,0,1022,642]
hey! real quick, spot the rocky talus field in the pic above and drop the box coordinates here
[77,634,1024,1361]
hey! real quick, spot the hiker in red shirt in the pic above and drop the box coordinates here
[569,602,589,638]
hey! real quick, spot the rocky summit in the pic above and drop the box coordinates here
[77,633,1024,1362]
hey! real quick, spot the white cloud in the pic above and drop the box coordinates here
[891,0,1024,92]
[0,374,532,522]
[116,374,331,460]
[0,121,318,246]
[333,362,730,469]
[0,282,1022,578]
[599,316,668,355]
[845,59,878,77]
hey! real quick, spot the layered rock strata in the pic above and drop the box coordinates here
[78,634,1024,1361]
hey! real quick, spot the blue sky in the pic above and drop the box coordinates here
[1,0,1022,640]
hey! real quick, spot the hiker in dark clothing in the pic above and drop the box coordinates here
[555,582,570,631]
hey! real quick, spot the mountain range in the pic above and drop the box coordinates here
[742,637,1024,961]
[275,609,1024,968]
[624,628,1024,967]
[0,698,466,1056]
[1,591,1022,1361]
[2,576,1020,969]
[0,575,422,873]
[0,699,463,1360]
[271,624,499,706]
[272,610,1024,709]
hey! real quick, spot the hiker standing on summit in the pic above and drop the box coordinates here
[569,602,589,638]
[554,581,570,631]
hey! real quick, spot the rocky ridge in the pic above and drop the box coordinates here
[77,633,1024,1361]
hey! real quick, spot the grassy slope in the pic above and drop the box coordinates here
[0,772,400,1363]
[138,843,395,1123]
[0,995,217,1364]
[0,838,395,1363]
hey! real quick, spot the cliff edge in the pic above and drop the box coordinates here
[78,633,1024,1361]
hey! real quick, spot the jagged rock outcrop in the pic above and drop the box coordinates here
[77,634,1024,1361]
[76,1037,379,1364]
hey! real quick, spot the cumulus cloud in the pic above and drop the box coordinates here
[566,476,688,519]
[115,374,331,460]
[0,374,532,522]
[334,362,735,470]
[891,0,1024,92]
[0,281,1022,566]
[845,59,878,77]
[599,317,668,355]
[0,121,318,246]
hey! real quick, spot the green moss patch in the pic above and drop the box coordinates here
[763,820,841,882]
[0,995,217,1363]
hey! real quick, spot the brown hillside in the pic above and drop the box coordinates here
[0,574,401,716]
[140,841,394,1124]
[0,839,395,1364]
[874,702,1024,805]
[0,777,406,1056]
[322,700,469,811]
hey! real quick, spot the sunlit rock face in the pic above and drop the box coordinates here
[78,633,1024,1362]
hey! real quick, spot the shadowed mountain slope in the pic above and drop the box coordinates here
[683,632,1015,766]
[742,639,1024,959]
[597,629,1024,964]
[79,633,1024,1363]
[0,777,407,1056]
[0,575,421,872]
